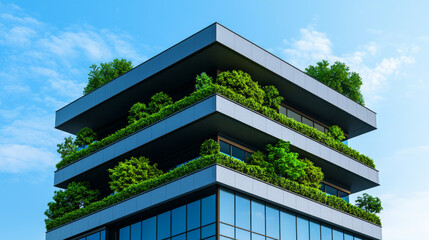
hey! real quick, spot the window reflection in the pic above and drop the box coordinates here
[251,200,265,234]
[219,140,251,162]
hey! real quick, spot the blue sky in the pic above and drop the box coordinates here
[0,1,428,239]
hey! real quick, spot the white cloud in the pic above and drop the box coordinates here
[0,144,56,173]
[281,27,415,105]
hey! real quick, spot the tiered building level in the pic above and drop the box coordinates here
[47,23,381,240]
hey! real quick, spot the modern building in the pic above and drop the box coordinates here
[47,23,381,240]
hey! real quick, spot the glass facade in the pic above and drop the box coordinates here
[78,230,106,240]
[219,140,252,162]
[219,189,364,240]
[320,183,350,203]
[279,106,329,134]
[119,194,216,240]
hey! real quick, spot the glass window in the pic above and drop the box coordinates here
[287,109,301,122]
[338,190,349,203]
[279,106,287,115]
[252,233,265,240]
[354,237,362,240]
[201,223,216,238]
[220,223,234,238]
[220,190,235,225]
[232,145,246,162]
[325,185,338,196]
[310,221,321,240]
[120,226,130,240]
[321,225,332,240]
[235,195,250,230]
[220,237,233,240]
[320,183,325,192]
[297,217,309,240]
[251,200,265,234]
[220,141,231,155]
[187,200,201,230]
[280,211,296,240]
[302,116,314,127]
[314,122,325,133]
[172,205,186,235]
[344,234,353,240]
[202,194,216,225]
[236,228,251,240]
[171,233,186,240]
[157,211,171,240]
[266,206,279,239]
[187,228,200,240]
[100,230,106,240]
[87,232,100,240]
[332,229,343,240]
[142,217,156,240]
[131,222,141,240]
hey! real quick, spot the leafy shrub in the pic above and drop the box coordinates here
[147,92,173,114]
[56,136,77,159]
[46,154,380,230]
[216,70,265,105]
[327,125,346,142]
[75,127,97,148]
[355,193,383,214]
[265,140,306,180]
[296,158,324,189]
[195,72,213,90]
[200,139,220,156]
[44,182,99,223]
[108,156,163,193]
[262,85,284,110]
[128,102,150,125]
[83,58,133,95]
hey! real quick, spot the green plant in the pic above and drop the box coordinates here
[147,92,173,114]
[83,58,133,95]
[128,102,150,125]
[74,127,97,148]
[44,182,99,222]
[56,136,77,159]
[216,70,265,105]
[296,158,324,189]
[265,140,306,181]
[327,125,346,142]
[262,85,284,109]
[355,193,383,214]
[195,72,213,90]
[200,139,220,156]
[305,60,364,105]
[108,156,163,193]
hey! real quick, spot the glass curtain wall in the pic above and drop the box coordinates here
[78,230,106,240]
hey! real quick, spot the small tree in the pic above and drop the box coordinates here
[305,60,364,105]
[265,140,306,181]
[200,139,220,156]
[75,127,97,148]
[355,193,383,214]
[83,58,133,95]
[147,92,173,114]
[195,72,213,90]
[262,85,284,110]
[44,182,99,221]
[327,125,346,142]
[216,70,265,105]
[108,156,164,193]
[56,136,77,159]
[128,102,150,125]
[296,158,324,188]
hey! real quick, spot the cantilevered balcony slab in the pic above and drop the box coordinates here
[54,95,378,193]
[55,23,376,139]
[47,165,381,240]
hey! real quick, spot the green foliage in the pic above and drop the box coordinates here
[195,72,213,90]
[262,85,284,110]
[147,92,173,114]
[108,156,163,193]
[327,125,346,142]
[265,140,306,180]
[305,60,364,105]
[74,127,97,148]
[216,70,265,105]
[128,102,150,125]
[46,154,380,230]
[296,158,324,189]
[355,193,383,214]
[248,151,270,168]
[56,136,77,159]
[44,182,99,223]
[200,139,220,156]
[83,58,133,95]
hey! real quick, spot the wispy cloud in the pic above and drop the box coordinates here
[280,27,415,105]
[0,144,56,173]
